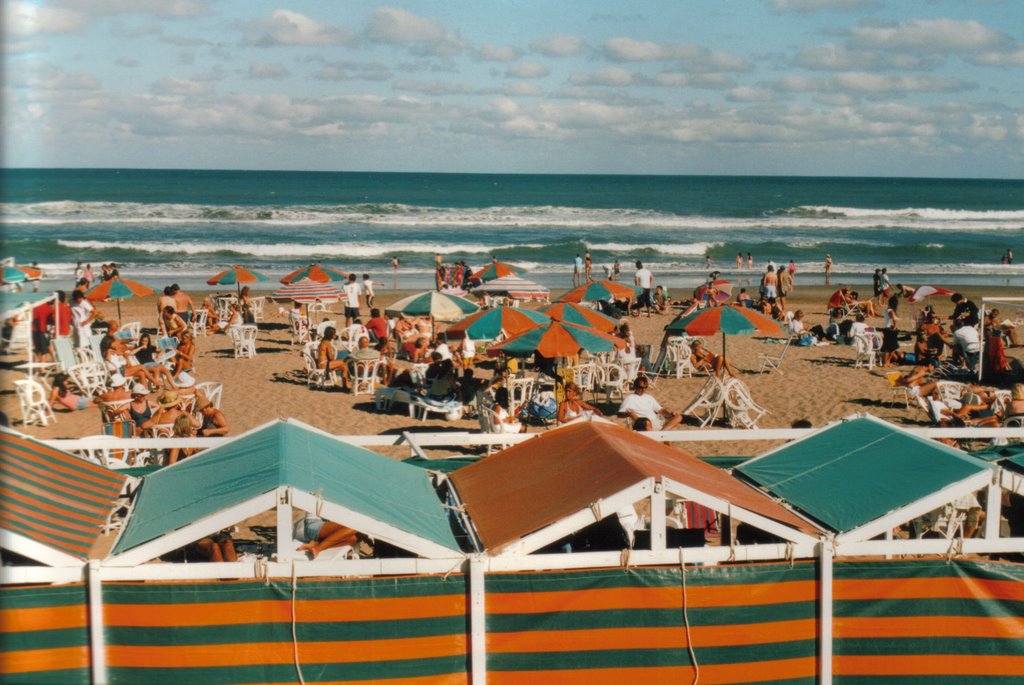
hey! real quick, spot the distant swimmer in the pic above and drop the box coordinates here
[824,254,833,285]
[736,252,743,269]
[746,252,753,269]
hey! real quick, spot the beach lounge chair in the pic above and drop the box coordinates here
[231,324,258,358]
[683,376,727,427]
[116,321,141,343]
[15,378,55,427]
[476,391,513,455]
[409,393,463,421]
[723,377,769,429]
[757,336,792,374]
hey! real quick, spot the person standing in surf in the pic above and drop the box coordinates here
[824,254,833,285]
[573,253,583,287]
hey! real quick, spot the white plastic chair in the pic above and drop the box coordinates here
[231,324,258,358]
[506,375,536,411]
[290,314,311,346]
[67,362,108,397]
[190,309,209,337]
[853,333,879,370]
[666,340,697,378]
[194,381,223,408]
[352,359,381,396]
[15,379,56,426]
[117,321,141,342]
[302,343,337,389]
[250,296,266,323]
[598,363,631,403]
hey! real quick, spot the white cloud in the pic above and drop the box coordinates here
[115,57,138,67]
[241,9,355,47]
[475,43,522,62]
[6,58,99,89]
[505,62,550,79]
[969,46,1024,66]
[248,62,290,79]
[150,76,213,96]
[570,67,639,87]
[4,1,86,36]
[530,34,586,57]
[727,86,776,103]
[769,0,878,12]
[365,7,467,56]
[603,37,750,72]
[312,61,392,82]
[55,0,213,19]
[773,71,974,95]
[850,18,1007,54]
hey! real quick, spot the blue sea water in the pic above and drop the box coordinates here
[2,168,1022,292]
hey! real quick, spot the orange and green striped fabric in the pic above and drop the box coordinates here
[0,429,126,561]
[833,559,1024,683]
[0,583,89,684]
[485,563,819,684]
[102,576,469,684]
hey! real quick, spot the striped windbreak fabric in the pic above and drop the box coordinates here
[0,583,90,684]
[1,430,125,561]
[833,559,1024,682]
[484,564,819,684]
[102,575,469,684]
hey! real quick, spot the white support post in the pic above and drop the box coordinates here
[884,527,893,560]
[87,561,108,685]
[818,539,833,685]
[650,478,666,552]
[469,555,487,685]
[985,480,1001,540]
[276,486,294,562]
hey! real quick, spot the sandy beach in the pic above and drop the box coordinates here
[5,282,1023,459]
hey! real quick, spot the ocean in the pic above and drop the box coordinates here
[2,168,1022,292]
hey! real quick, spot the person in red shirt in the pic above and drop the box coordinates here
[31,301,53,361]
[54,291,72,338]
[365,308,389,342]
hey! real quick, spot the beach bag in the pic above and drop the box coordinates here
[519,392,557,422]
[797,335,815,347]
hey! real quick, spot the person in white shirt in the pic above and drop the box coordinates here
[342,274,361,327]
[849,313,870,339]
[70,290,98,347]
[633,261,654,317]
[617,376,681,430]
[952,322,981,369]
[362,274,375,307]
[433,333,452,361]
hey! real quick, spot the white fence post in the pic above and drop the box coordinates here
[818,539,833,685]
[87,560,108,685]
[469,555,487,685]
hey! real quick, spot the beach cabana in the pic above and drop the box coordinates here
[449,421,820,557]
[0,428,127,567]
[735,415,996,543]
[107,420,462,565]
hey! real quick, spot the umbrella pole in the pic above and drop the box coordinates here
[117,299,122,322]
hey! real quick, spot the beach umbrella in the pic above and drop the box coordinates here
[271,278,342,303]
[207,265,270,295]
[280,263,348,285]
[1,267,28,284]
[665,304,782,361]
[471,261,528,283]
[386,291,480,323]
[907,285,954,303]
[85,276,155,320]
[490,320,626,358]
[695,279,732,303]
[539,302,618,333]
[471,275,550,301]
[560,279,641,304]
[445,305,549,341]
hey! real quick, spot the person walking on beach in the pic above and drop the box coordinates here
[824,254,833,285]
[584,250,593,282]
[613,259,621,281]
[573,254,583,287]
[634,260,654,317]
[343,274,361,328]
[362,274,375,307]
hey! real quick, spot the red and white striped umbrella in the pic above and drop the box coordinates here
[271,278,342,303]
[907,285,953,303]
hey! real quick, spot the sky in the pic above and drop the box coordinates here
[3,0,1023,177]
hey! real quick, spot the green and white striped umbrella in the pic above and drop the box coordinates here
[385,291,480,323]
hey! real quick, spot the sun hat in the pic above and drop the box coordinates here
[130,382,148,396]
[109,373,127,388]
[158,390,180,408]
[195,396,211,411]
[175,371,195,388]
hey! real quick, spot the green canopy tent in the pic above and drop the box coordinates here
[107,420,462,565]
[735,414,995,542]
